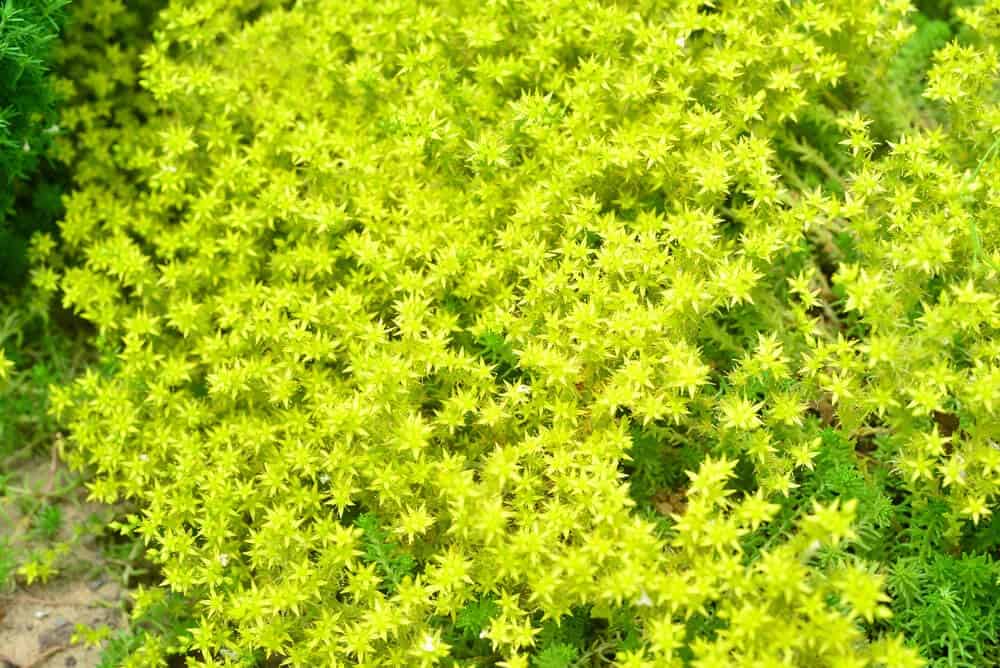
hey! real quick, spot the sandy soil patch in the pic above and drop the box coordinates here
[0,577,124,668]
[1,454,130,668]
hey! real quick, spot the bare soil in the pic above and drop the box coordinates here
[0,578,124,668]
[1,455,129,668]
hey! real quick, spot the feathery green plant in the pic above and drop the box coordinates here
[0,0,69,285]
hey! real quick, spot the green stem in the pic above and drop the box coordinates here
[781,133,848,192]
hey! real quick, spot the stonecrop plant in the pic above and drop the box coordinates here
[34,0,1000,665]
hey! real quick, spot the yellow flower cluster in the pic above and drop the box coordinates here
[37,0,1000,664]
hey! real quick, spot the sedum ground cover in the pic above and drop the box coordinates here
[4,0,1000,666]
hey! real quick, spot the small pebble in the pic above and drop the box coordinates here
[34,610,49,620]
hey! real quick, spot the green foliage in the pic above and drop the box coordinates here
[893,14,953,103]
[356,512,417,594]
[0,281,85,459]
[0,0,67,184]
[455,596,500,638]
[32,502,62,539]
[84,588,197,668]
[0,264,101,599]
[0,537,16,590]
[864,11,954,140]
[887,553,1000,667]
[734,426,1000,666]
[532,643,577,668]
[0,0,69,285]
[36,0,1000,665]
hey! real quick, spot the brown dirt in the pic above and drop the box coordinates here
[652,487,688,517]
[0,578,125,667]
[1,454,130,667]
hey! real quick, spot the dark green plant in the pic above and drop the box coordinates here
[532,643,577,668]
[32,502,61,539]
[444,596,501,663]
[732,426,1000,667]
[886,552,1000,667]
[355,512,417,594]
[0,0,69,285]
